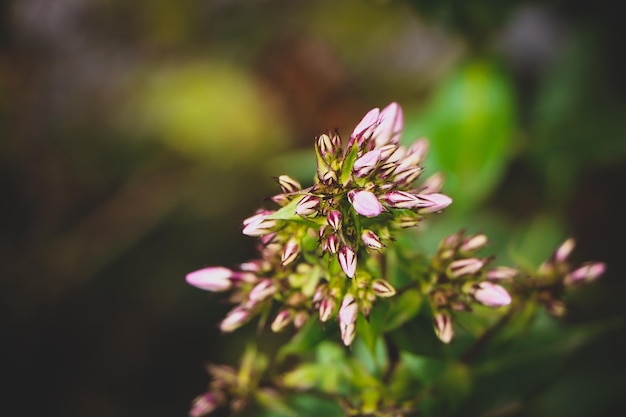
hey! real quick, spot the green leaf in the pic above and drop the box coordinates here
[265,197,305,221]
[405,58,516,212]
[277,319,329,363]
[384,288,423,331]
[340,143,359,185]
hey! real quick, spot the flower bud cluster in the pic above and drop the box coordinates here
[187,103,451,346]
[427,231,513,343]
[190,349,268,417]
[527,238,606,316]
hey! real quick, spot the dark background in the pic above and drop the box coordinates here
[1,1,625,416]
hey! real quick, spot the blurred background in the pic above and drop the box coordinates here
[1,0,625,416]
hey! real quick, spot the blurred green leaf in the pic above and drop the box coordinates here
[406,58,516,212]
[384,288,423,331]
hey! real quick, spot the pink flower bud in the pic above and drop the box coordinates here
[327,210,342,231]
[338,245,357,278]
[316,133,334,159]
[383,190,422,209]
[340,322,357,346]
[348,190,384,217]
[419,172,445,194]
[295,194,320,217]
[486,266,518,281]
[361,229,383,250]
[242,212,277,236]
[186,267,233,292]
[460,234,488,253]
[353,149,381,177]
[294,311,309,329]
[276,175,301,193]
[248,279,276,302]
[339,294,358,346]
[339,294,358,325]
[392,166,423,185]
[555,238,576,263]
[271,309,293,332]
[474,282,512,307]
[433,312,454,344]
[219,306,250,332]
[396,138,428,171]
[281,238,300,266]
[415,193,452,213]
[448,258,484,278]
[319,298,336,322]
[326,234,339,254]
[351,107,380,141]
[371,279,396,297]
[564,262,606,286]
[189,392,221,417]
[372,102,403,147]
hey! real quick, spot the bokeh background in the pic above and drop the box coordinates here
[1,0,625,416]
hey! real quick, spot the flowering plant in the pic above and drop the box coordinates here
[186,103,605,417]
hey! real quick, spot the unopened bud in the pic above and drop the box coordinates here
[281,238,300,266]
[433,312,454,344]
[486,266,518,281]
[186,267,233,292]
[348,190,384,217]
[564,262,606,286]
[353,149,381,177]
[276,175,301,194]
[189,392,221,417]
[372,102,403,147]
[219,306,250,332]
[460,234,488,253]
[555,238,576,263]
[361,229,383,250]
[339,294,358,327]
[371,279,396,297]
[338,245,357,278]
[293,311,309,329]
[415,193,452,213]
[319,298,336,322]
[248,279,276,302]
[271,309,293,332]
[295,194,320,217]
[327,210,342,231]
[351,107,380,141]
[317,134,334,159]
[419,172,445,194]
[325,234,339,254]
[448,258,485,278]
[473,282,512,307]
[383,190,421,209]
[392,166,423,185]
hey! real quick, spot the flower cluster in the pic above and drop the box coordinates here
[427,230,513,343]
[185,103,607,417]
[187,103,452,345]
[525,238,606,316]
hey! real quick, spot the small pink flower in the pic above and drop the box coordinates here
[348,190,384,217]
[338,245,357,278]
[339,294,358,346]
[459,234,488,253]
[474,282,512,307]
[486,266,518,281]
[276,175,301,194]
[186,267,233,292]
[325,234,339,254]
